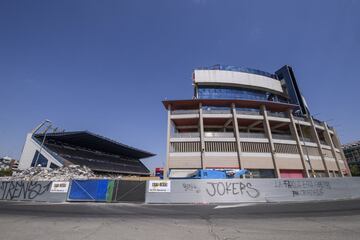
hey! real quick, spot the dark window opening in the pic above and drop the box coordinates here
[50,163,60,169]
[31,151,48,167]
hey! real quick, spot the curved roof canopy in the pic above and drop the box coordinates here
[195,64,278,79]
[34,131,155,159]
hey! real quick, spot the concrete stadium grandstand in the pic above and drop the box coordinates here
[163,65,351,179]
[18,121,154,176]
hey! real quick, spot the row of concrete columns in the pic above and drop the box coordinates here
[164,103,348,179]
[323,123,345,177]
[288,110,310,178]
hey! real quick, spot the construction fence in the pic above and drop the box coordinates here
[145,178,360,204]
[1,178,360,203]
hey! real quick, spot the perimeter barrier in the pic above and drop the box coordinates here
[145,177,360,204]
[0,180,69,202]
[67,179,114,202]
[3,178,360,204]
[111,180,146,202]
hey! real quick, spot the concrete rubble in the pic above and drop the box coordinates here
[0,156,18,170]
[2,165,97,181]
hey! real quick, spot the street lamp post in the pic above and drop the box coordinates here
[34,121,52,167]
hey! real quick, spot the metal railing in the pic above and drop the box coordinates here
[240,132,267,139]
[300,137,313,143]
[204,132,235,138]
[267,112,287,118]
[294,116,307,122]
[203,109,231,114]
[272,134,294,140]
[172,110,199,115]
[320,140,328,145]
[313,118,323,125]
[236,110,261,116]
[171,132,200,138]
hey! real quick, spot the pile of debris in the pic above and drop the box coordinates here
[6,165,97,181]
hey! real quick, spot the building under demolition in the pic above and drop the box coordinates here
[18,122,154,176]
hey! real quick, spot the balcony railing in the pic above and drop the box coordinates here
[313,118,323,125]
[172,110,199,115]
[204,132,235,138]
[300,137,313,143]
[203,109,231,114]
[294,116,307,122]
[267,112,287,118]
[172,132,200,138]
[173,132,236,138]
[171,132,327,145]
[240,132,267,139]
[320,140,328,145]
[236,110,261,116]
[272,134,294,141]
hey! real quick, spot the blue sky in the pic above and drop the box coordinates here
[1,0,359,170]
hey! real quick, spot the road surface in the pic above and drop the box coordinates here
[0,199,360,240]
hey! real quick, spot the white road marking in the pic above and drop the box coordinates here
[214,203,258,209]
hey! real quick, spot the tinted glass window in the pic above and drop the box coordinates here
[198,86,288,103]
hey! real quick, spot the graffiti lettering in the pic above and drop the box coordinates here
[0,181,52,200]
[275,180,331,190]
[292,189,324,197]
[205,181,260,199]
[182,183,200,193]
[274,180,331,197]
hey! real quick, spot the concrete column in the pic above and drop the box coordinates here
[261,105,280,178]
[199,103,205,169]
[323,123,344,177]
[288,110,310,178]
[164,104,172,179]
[332,128,352,177]
[309,117,330,177]
[231,103,243,171]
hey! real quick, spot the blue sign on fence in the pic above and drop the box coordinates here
[68,180,109,202]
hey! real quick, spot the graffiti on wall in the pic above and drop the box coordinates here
[0,181,52,200]
[182,183,201,193]
[205,181,260,199]
[274,179,332,197]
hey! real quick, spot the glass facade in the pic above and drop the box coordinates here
[197,86,288,103]
[276,65,308,115]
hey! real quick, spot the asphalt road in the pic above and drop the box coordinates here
[1,199,360,240]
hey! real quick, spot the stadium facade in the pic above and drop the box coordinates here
[19,123,154,176]
[163,65,350,179]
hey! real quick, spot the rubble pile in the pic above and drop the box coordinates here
[7,165,97,181]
